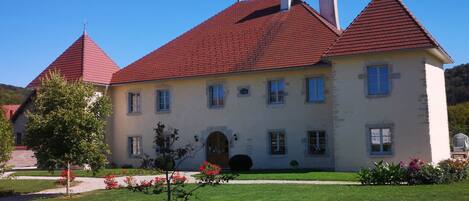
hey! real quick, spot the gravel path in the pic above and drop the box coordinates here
[0,171,359,200]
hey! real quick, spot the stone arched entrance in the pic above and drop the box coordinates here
[206,131,229,168]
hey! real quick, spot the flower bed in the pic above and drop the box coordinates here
[358,158,469,185]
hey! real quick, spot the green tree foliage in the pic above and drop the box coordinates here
[0,112,14,174]
[25,71,112,194]
[446,63,469,105]
[448,102,469,138]
[0,83,31,105]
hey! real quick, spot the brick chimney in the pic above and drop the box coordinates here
[320,0,340,30]
[281,0,292,11]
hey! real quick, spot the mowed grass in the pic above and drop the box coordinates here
[0,179,57,197]
[13,169,161,178]
[234,170,358,181]
[44,180,469,201]
[193,170,358,181]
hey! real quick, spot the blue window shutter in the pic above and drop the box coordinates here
[379,67,390,94]
[317,78,325,101]
[367,67,378,95]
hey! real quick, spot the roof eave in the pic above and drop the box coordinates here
[426,48,453,64]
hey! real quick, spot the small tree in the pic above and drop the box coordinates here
[128,122,235,201]
[25,71,112,196]
[0,111,14,175]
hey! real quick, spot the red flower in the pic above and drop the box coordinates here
[57,169,76,185]
[199,161,221,176]
[104,174,119,190]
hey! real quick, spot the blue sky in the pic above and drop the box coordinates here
[0,0,467,87]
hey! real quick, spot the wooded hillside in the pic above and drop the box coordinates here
[0,83,30,105]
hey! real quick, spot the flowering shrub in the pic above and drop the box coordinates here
[104,175,119,190]
[121,162,236,200]
[358,161,406,185]
[439,159,469,183]
[359,158,469,185]
[123,176,137,189]
[57,170,76,185]
[172,172,187,184]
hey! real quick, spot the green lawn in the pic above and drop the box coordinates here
[43,180,469,201]
[233,170,358,181]
[194,170,358,181]
[13,169,161,178]
[0,179,57,197]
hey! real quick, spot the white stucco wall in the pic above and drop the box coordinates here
[331,50,450,171]
[109,67,335,170]
[425,57,451,162]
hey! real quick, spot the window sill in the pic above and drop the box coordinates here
[127,112,142,116]
[366,94,390,99]
[305,100,326,104]
[369,153,393,158]
[267,103,285,108]
[128,155,141,159]
[208,106,225,110]
[156,110,171,114]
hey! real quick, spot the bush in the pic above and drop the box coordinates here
[290,160,299,169]
[358,161,406,185]
[229,155,253,171]
[406,159,444,185]
[439,159,469,183]
[121,164,134,169]
[359,159,469,186]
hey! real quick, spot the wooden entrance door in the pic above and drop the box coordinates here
[206,132,229,168]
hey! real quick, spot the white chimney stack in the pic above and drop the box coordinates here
[281,0,292,11]
[320,0,340,30]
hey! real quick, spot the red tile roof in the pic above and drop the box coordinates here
[1,105,20,120]
[324,0,449,59]
[28,33,120,88]
[111,0,340,84]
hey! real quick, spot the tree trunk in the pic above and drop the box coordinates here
[166,170,171,201]
[67,162,71,197]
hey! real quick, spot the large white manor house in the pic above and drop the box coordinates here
[10,0,452,171]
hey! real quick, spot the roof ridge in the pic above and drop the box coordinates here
[394,0,452,62]
[81,33,86,82]
[323,0,374,57]
[300,1,342,36]
[323,0,451,62]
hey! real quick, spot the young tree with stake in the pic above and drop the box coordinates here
[25,71,112,196]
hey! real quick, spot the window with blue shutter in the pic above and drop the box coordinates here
[307,77,325,102]
[367,66,390,96]
[268,79,285,104]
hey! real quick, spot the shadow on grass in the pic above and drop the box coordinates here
[0,192,62,201]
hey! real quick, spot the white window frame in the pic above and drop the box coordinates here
[156,89,171,112]
[368,127,393,156]
[128,136,142,158]
[267,79,285,105]
[128,92,141,114]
